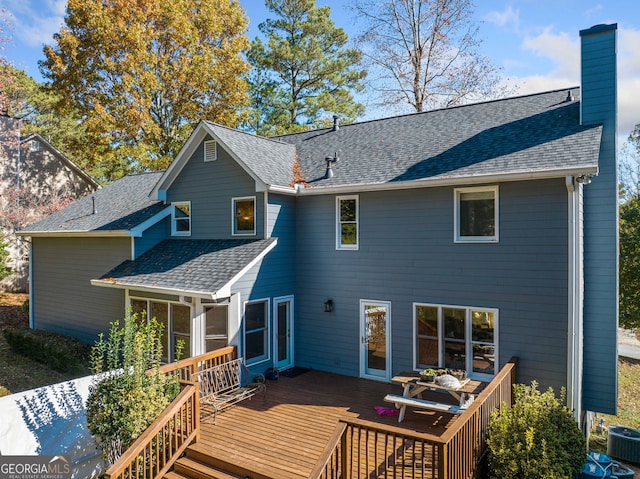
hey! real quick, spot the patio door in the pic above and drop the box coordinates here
[274,296,294,371]
[360,300,391,381]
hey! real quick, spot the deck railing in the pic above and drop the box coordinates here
[103,382,199,479]
[310,357,518,479]
[103,347,238,479]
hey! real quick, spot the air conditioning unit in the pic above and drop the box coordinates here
[607,425,640,464]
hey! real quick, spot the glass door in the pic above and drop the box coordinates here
[274,296,293,371]
[360,300,391,381]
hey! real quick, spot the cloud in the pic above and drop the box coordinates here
[4,0,64,48]
[503,24,640,139]
[484,6,520,29]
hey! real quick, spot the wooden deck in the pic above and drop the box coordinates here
[191,370,486,479]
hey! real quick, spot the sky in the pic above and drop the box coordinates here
[1,0,639,140]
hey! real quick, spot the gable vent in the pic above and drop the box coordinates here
[204,140,217,162]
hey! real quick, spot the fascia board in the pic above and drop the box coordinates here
[284,166,599,196]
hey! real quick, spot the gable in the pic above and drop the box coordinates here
[151,121,297,201]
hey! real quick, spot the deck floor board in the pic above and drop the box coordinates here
[193,370,482,479]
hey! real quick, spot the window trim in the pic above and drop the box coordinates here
[413,302,498,380]
[204,140,217,162]
[454,185,499,243]
[130,297,193,362]
[336,195,359,250]
[171,201,191,236]
[243,298,270,366]
[232,196,256,236]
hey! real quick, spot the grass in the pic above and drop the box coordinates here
[0,292,91,395]
[590,357,640,446]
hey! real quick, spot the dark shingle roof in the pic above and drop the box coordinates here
[205,122,296,187]
[94,238,277,296]
[274,88,602,187]
[19,171,166,234]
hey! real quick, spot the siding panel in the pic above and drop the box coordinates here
[295,179,570,392]
[32,237,129,343]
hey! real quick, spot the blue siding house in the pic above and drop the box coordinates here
[19,25,618,420]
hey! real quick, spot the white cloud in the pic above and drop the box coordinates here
[522,27,580,80]
[4,0,64,48]
[484,6,520,29]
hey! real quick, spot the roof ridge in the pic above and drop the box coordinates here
[204,120,292,146]
[275,86,582,138]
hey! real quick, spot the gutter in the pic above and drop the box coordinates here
[268,167,599,196]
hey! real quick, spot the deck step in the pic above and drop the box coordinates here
[185,446,272,479]
[167,456,246,479]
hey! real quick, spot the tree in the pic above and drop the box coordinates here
[40,0,251,177]
[86,313,181,467]
[620,194,640,331]
[352,0,504,113]
[246,0,366,135]
[621,123,640,201]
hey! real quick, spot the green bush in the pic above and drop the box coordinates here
[21,299,29,315]
[487,381,586,479]
[2,327,91,373]
[86,314,180,467]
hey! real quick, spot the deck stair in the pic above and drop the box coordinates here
[165,445,270,479]
[164,451,253,479]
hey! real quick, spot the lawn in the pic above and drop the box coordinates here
[0,292,91,395]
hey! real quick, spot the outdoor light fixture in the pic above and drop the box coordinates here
[576,174,593,185]
[324,299,333,312]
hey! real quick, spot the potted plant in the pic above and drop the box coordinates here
[449,368,467,380]
[419,368,436,382]
[265,366,279,381]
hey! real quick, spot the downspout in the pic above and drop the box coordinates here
[566,175,584,422]
[28,240,34,329]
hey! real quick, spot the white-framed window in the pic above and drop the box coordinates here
[414,303,497,378]
[232,196,256,236]
[244,299,269,364]
[171,202,191,236]
[204,140,217,162]
[454,186,498,242]
[131,298,192,362]
[336,195,358,250]
[29,140,40,152]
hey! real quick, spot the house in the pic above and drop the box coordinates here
[18,24,618,423]
[0,115,99,291]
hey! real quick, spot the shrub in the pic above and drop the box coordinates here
[86,314,180,467]
[21,298,29,315]
[2,327,91,373]
[0,385,10,397]
[487,381,586,479]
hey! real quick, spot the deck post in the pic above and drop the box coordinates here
[340,427,349,479]
[438,443,448,479]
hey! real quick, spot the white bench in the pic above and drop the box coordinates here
[384,393,465,422]
[196,358,266,424]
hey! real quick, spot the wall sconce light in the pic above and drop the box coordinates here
[324,299,333,313]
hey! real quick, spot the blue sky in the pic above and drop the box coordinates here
[1,0,639,138]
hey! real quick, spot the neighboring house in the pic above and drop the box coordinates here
[18,25,618,424]
[0,115,99,291]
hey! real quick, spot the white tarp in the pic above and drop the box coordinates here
[0,375,104,479]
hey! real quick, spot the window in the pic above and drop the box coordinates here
[29,140,40,152]
[233,197,255,235]
[455,186,498,242]
[336,195,358,250]
[414,303,497,377]
[130,299,192,361]
[244,299,268,363]
[172,202,191,236]
[204,304,228,352]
